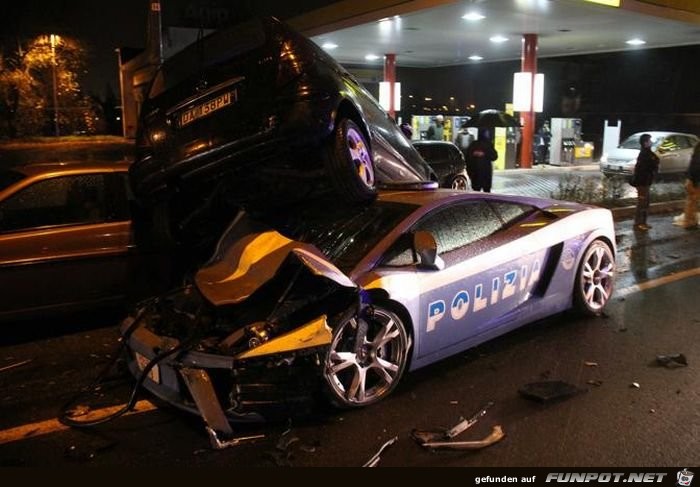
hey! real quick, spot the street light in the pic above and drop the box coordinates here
[50,34,60,136]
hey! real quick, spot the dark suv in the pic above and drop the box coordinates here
[130,17,435,249]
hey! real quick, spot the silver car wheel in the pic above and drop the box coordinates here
[450,175,469,190]
[346,126,375,189]
[577,240,615,314]
[325,307,409,407]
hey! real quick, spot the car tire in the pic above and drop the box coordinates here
[449,174,469,191]
[573,239,615,316]
[324,118,377,204]
[323,304,410,408]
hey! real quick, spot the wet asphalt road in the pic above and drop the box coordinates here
[1,214,699,467]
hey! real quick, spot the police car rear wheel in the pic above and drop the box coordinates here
[323,306,410,408]
[574,239,615,316]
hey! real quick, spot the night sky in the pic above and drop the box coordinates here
[0,1,334,99]
[1,1,148,98]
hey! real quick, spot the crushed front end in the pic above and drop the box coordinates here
[122,229,360,424]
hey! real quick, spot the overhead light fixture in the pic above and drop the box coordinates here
[584,0,620,6]
[490,35,509,43]
[365,54,380,61]
[322,42,338,50]
[462,12,485,21]
[626,38,646,46]
[469,55,483,61]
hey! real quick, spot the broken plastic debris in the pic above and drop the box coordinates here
[363,436,398,467]
[583,361,598,367]
[518,381,584,403]
[411,402,503,451]
[586,379,603,387]
[630,382,640,389]
[0,359,32,373]
[421,425,505,450]
[655,353,688,368]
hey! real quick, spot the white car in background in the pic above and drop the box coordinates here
[600,131,698,177]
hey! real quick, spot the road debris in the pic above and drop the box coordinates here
[411,402,504,451]
[630,382,641,389]
[518,381,584,403]
[412,402,494,444]
[586,379,603,387]
[0,359,32,373]
[363,436,398,467]
[419,425,505,450]
[65,404,91,418]
[655,353,688,368]
[583,361,598,367]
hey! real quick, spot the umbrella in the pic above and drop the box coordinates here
[465,109,520,128]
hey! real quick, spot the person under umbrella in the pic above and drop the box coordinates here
[465,128,499,192]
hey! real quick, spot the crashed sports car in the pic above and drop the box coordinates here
[122,190,616,429]
[130,16,436,249]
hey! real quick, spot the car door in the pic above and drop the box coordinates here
[406,200,548,358]
[0,172,133,318]
[657,135,689,173]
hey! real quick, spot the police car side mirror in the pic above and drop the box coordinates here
[414,230,445,271]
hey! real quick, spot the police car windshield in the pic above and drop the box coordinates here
[260,201,417,273]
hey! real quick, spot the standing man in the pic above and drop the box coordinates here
[426,115,445,141]
[465,129,498,192]
[631,133,659,231]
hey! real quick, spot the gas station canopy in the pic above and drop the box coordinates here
[288,0,700,68]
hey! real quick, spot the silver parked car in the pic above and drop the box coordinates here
[600,131,699,177]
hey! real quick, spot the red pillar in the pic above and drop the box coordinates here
[384,53,396,119]
[520,34,537,169]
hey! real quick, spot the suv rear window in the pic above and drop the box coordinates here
[149,18,267,99]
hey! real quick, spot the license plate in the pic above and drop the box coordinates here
[179,90,237,127]
[135,352,160,384]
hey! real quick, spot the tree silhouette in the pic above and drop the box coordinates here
[0,35,99,137]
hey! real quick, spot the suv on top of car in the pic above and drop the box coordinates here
[130,16,436,251]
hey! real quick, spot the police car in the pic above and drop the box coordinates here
[123,190,615,420]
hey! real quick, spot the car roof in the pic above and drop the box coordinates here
[624,131,698,139]
[8,160,131,178]
[412,140,459,146]
[377,188,565,210]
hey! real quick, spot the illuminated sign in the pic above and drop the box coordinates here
[379,81,401,111]
[513,72,544,112]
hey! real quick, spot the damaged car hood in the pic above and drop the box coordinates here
[195,225,356,306]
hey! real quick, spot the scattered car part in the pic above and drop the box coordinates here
[630,382,641,389]
[655,353,688,368]
[421,425,505,450]
[363,436,398,467]
[518,381,584,403]
[411,401,494,444]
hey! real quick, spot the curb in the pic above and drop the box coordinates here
[610,200,685,221]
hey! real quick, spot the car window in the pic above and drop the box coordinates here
[448,145,462,161]
[619,134,661,150]
[415,201,501,254]
[0,174,108,232]
[380,201,538,267]
[105,173,132,221]
[488,201,536,226]
[658,136,683,152]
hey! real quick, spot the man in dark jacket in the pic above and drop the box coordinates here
[632,133,660,231]
[465,129,498,192]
